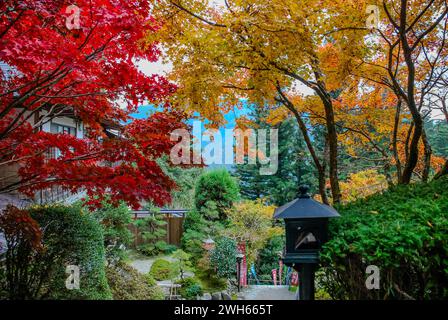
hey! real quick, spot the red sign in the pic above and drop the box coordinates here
[279,260,283,285]
[272,269,277,286]
[291,271,299,286]
[237,243,247,287]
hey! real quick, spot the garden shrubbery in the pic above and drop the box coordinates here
[133,206,176,256]
[224,200,281,265]
[321,177,448,299]
[93,200,133,264]
[209,237,237,280]
[0,204,112,299]
[194,169,239,221]
[256,235,284,276]
[106,263,164,300]
[149,259,177,281]
[175,277,203,299]
[181,209,210,263]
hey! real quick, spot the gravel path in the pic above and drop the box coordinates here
[242,285,297,300]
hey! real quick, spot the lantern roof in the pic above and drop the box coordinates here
[273,185,340,219]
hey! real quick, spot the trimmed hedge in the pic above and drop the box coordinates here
[30,205,112,299]
[321,177,448,299]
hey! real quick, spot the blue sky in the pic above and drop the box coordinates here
[130,102,252,169]
[129,102,251,128]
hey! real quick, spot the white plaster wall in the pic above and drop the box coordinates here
[40,114,84,139]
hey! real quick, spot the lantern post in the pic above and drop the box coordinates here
[273,185,340,300]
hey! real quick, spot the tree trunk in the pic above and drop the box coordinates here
[317,165,329,205]
[322,99,342,204]
[393,0,425,184]
[392,99,402,181]
[421,128,432,182]
[276,89,329,204]
[289,109,329,204]
[400,117,423,184]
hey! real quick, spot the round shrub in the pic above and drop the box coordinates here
[150,259,176,281]
[185,284,203,299]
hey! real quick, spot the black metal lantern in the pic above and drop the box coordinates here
[273,185,340,300]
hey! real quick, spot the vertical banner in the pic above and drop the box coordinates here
[291,271,299,286]
[250,264,259,284]
[237,242,247,287]
[272,269,277,286]
[279,260,283,285]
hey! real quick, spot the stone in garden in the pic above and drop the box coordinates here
[211,292,222,300]
[221,291,232,300]
[202,293,212,300]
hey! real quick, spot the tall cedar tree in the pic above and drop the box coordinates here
[233,108,316,206]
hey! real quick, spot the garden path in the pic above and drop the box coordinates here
[242,285,297,300]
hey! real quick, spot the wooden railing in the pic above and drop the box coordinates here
[36,185,72,204]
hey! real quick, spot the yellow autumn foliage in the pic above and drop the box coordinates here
[223,199,282,264]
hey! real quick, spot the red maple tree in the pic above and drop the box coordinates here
[0,0,185,209]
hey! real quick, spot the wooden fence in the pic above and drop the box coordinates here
[129,209,187,247]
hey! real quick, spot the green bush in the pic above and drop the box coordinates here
[315,288,332,300]
[195,267,228,292]
[145,274,157,287]
[181,210,208,262]
[210,237,237,280]
[134,211,172,257]
[138,241,177,256]
[194,169,239,221]
[92,200,133,264]
[106,263,164,300]
[175,277,203,299]
[321,177,448,300]
[150,259,177,281]
[30,204,112,300]
[159,242,178,254]
[186,284,202,299]
[256,235,284,276]
[0,204,111,299]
